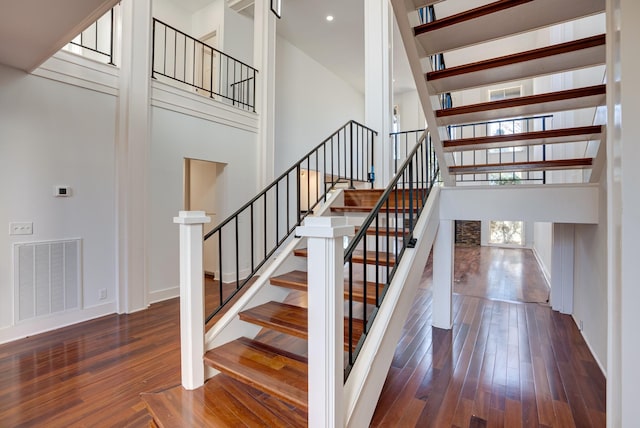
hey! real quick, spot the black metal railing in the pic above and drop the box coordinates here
[449,115,553,184]
[344,132,439,379]
[152,19,258,112]
[204,121,377,323]
[391,128,437,175]
[66,4,119,65]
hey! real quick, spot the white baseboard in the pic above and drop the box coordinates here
[0,301,117,345]
[571,314,607,378]
[531,246,551,288]
[149,286,180,304]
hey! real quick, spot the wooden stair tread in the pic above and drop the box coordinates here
[204,337,308,411]
[442,125,604,152]
[449,158,593,174]
[330,205,421,213]
[427,34,606,93]
[270,270,386,305]
[413,0,605,55]
[354,225,409,237]
[240,301,308,339]
[342,188,428,207]
[294,248,396,266]
[270,270,308,292]
[435,85,606,126]
[239,301,365,350]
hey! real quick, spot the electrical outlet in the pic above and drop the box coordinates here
[10,222,33,235]
[579,320,584,331]
[99,289,107,300]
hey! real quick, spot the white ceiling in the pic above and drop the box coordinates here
[190,0,415,95]
[275,0,365,93]
[275,0,415,94]
[0,0,120,71]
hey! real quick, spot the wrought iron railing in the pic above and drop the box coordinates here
[391,128,436,175]
[344,131,438,379]
[204,121,377,322]
[152,19,258,112]
[65,4,119,65]
[448,115,553,184]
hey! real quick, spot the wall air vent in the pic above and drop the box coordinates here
[14,239,82,322]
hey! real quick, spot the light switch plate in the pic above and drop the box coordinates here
[10,222,33,235]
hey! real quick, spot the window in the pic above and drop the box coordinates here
[487,86,524,154]
[489,220,524,246]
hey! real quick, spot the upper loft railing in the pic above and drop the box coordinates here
[449,115,553,184]
[63,3,119,65]
[152,19,257,112]
[204,121,377,323]
[344,130,438,379]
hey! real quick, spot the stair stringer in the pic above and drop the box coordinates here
[344,186,442,427]
[391,0,454,185]
[202,189,345,379]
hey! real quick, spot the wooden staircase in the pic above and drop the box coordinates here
[392,0,606,183]
[143,189,402,426]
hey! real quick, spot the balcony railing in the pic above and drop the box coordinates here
[152,19,257,112]
[64,3,119,65]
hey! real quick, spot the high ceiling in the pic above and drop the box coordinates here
[275,0,415,94]
[0,0,414,94]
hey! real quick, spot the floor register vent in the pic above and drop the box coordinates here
[14,239,81,322]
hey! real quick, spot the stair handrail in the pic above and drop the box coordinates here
[343,130,439,378]
[204,120,377,323]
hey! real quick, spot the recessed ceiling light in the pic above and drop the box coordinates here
[326,15,334,22]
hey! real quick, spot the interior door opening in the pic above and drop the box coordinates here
[184,157,226,278]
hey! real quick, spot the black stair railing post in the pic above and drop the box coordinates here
[151,19,156,78]
[350,121,355,189]
[296,164,302,224]
[109,7,115,65]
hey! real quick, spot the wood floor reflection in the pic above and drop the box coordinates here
[0,246,605,427]
[371,246,605,427]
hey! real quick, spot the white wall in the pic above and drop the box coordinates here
[394,90,425,131]
[533,222,552,282]
[192,0,224,44]
[275,36,365,175]
[0,65,117,338]
[223,6,253,66]
[152,0,193,33]
[573,173,608,371]
[149,105,258,301]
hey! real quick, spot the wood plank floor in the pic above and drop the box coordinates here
[0,247,605,427]
[371,248,606,427]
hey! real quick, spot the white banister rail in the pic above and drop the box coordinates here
[173,210,211,390]
[296,216,354,427]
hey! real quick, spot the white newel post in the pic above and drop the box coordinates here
[296,217,354,428]
[173,211,211,390]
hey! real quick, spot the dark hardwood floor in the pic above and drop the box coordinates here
[0,246,605,427]
[371,247,605,427]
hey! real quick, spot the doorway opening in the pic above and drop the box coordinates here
[184,157,226,278]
